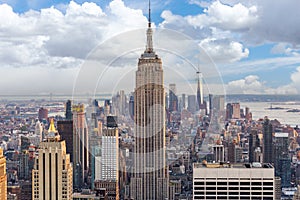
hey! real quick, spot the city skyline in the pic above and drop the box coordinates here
[0,0,299,95]
[1,1,300,199]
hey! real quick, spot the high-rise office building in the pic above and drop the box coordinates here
[72,104,89,190]
[129,94,134,120]
[209,94,225,115]
[94,116,119,199]
[187,95,197,113]
[130,5,169,199]
[263,117,273,164]
[169,83,178,112]
[112,90,127,116]
[196,72,203,108]
[104,100,111,116]
[35,121,43,142]
[274,132,291,188]
[182,94,186,109]
[232,103,241,119]
[65,100,73,120]
[226,103,240,120]
[32,119,73,200]
[0,148,7,200]
[57,120,73,163]
[38,107,48,122]
[249,129,260,163]
[18,150,34,180]
[193,162,276,200]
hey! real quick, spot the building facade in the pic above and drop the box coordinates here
[57,120,74,163]
[193,162,276,200]
[263,117,273,163]
[32,119,73,200]
[72,104,89,190]
[130,13,169,199]
[274,132,291,188]
[169,83,178,112]
[0,148,7,200]
[95,116,119,200]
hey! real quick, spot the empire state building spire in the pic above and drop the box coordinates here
[145,0,154,54]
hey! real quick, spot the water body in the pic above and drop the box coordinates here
[241,102,300,127]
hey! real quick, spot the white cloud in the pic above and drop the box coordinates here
[187,1,258,31]
[0,0,150,94]
[227,73,300,95]
[226,75,265,94]
[271,43,299,56]
[159,1,257,64]
[187,0,300,46]
[199,38,249,63]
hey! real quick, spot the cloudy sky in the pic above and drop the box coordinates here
[0,0,300,95]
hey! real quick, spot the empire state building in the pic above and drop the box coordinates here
[130,3,169,200]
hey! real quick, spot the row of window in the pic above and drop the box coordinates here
[194,182,273,186]
[194,192,274,196]
[194,186,274,191]
[194,178,273,180]
[194,196,273,200]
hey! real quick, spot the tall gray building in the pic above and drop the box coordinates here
[263,117,273,164]
[130,4,169,199]
[72,104,89,190]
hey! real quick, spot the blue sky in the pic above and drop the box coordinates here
[0,0,300,95]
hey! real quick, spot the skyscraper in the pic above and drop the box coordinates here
[35,121,43,142]
[38,107,48,122]
[72,104,89,190]
[182,94,186,109]
[249,129,261,163]
[130,3,169,199]
[65,100,72,120]
[263,117,273,163]
[226,103,241,120]
[18,150,34,180]
[169,83,178,112]
[32,119,73,200]
[196,71,203,108]
[57,120,74,162]
[274,132,291,188]
[0,148,7,200]
[129,95,134,119]
[94,116,119,199]
[187,95,197,113]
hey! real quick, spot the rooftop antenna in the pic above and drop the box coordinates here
[148,0,151,28]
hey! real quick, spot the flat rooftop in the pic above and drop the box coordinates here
[194,162,273,169]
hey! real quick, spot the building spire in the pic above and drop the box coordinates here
[48,118,57,133]
[145,0,154,54]
[148,0,151,28]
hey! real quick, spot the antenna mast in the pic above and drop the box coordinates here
[148,0,151,27]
